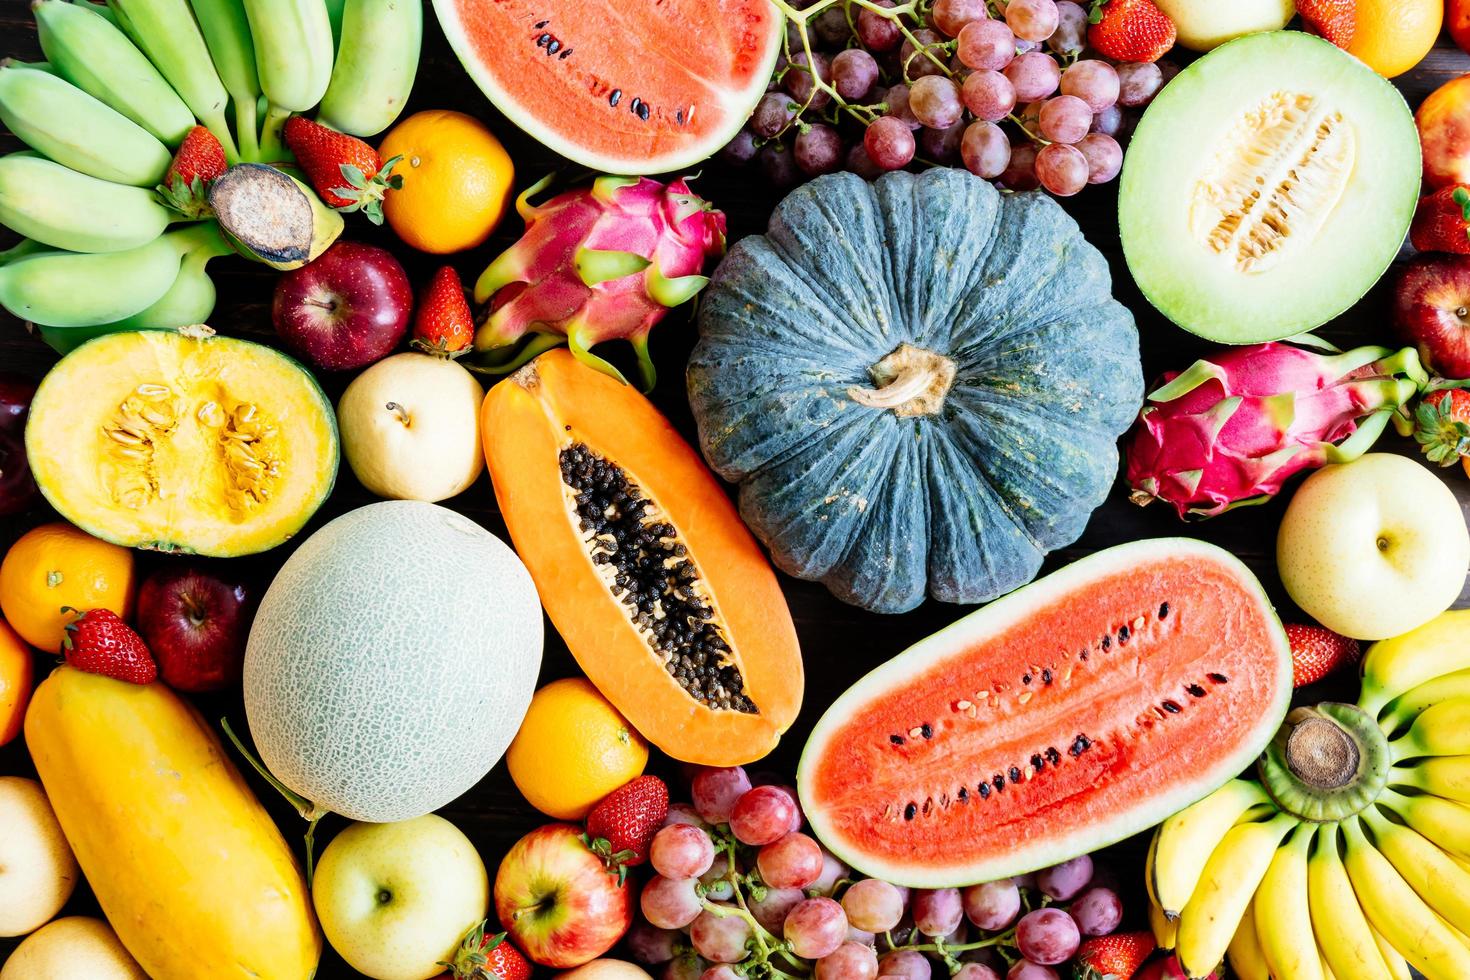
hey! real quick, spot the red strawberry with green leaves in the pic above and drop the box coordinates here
[411,266,475,357]
[1415,388,1470,465]
[157,125,227,219]
[1296,0,1356,48]
[1411,186,1470,255]
[437,922,531,980]
[1087,0,1177,64]
[283,115,402,225]
[1073,931,1156,980]
[1285,623,1360,688]
[583,774,669,882]
[61,608,157,684]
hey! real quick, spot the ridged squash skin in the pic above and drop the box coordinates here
[689,169,1142,613]
[23,666,321,980]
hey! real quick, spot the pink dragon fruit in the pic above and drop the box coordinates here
[1126,339,1426,519]
[471,174,726,390]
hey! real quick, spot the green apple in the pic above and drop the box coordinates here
[0,776,78,937]
[1277,453,1470,640]
[1153,0,1294,50]
[312,814,489,980]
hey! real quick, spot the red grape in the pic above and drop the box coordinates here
[1090,104,1123,137]
[1004,0,1059,42]
[933,0,989,36]
[730,785,799,845]
[864,116,917,170]
[1035,142,1087,196]
[817,942,880,980]
[956,19,1016,71]
[758,831,824,889]
[842,878,906,933]
[961,70,1016,121]
[997,140,1039,190]
[1003,51,1060,102]
[1069,885,1123,936]
[691,767,750,823]
[700,852,734,901]
[700,968,740,980]
[642,875,704,930]
[1037,855,1093,900]
[690,907,753,964]
[750,92,796,138]
[1015,908,1081,965]
[664,955,708,980]
[1060,60,1119,112]
[857,0,902,51]
[1007,964,1059,980]
[1077,132,1122,183]
[1038,94,1091,144]
[881,84,923,129]
[750,885,806,933]
[920,120,966,166]
[899,29,947,79]
[627,922,681,965]
[912,888,963,938]
[909,75,964,129]
[650,823,716,880]
[960,121,1011,178]
[846,142,885,179]
[720,128,758,165]
[962,879,1021,930]
[833,48,881,101]
[813,6,852,45]
[811,847,849,893]
[785,897,849,959]
[1047,0,1087,54]
[1116,61,1163,107]
[795,124,845,176]
[785,51,833,109]
[953,966,1002,980]
[878,950,932,980]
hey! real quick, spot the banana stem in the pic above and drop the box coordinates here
[202,112,241,165]
[258,103,291,162]
[234,95,260,162]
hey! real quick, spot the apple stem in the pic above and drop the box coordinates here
[219,716,329,888]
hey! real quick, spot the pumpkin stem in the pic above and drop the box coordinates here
[848,343,956,418]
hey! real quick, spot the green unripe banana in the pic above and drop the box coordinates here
[0,152,174,253]
[316,0,421,137]
[0,62,170,186]
[209,163,343,270]
[33,0,194,146]
[187,0,262,160]
[108,0,240,160]
[0,222,219,327]
[246,0,334,157]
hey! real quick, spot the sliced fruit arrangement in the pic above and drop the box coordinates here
[1124,339,1425,518]
[24,326,338,556]
[481,349,803,767]
[1150,607,1470,980]
[1120,31,1421,344]
[798,538,1293,887]
[689,168,1140,613]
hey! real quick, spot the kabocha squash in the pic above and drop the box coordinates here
[24,326,337,556]
[23,666,321,980]
[481,349,802,766]
[688,170,1143,614]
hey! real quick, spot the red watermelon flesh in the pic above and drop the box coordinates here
[797,539,1292,887]
[430,0,782,173]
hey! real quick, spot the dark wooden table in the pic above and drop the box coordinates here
[1,5,1467,976]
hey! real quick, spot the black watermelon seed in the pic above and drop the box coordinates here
[1009,766,1022,783]
[536,32,549,46]
[1102,635,1112,651]
[957,786,968,802]
[609,89,622,107]
[1118,624,1130,643]
[890,734,905,745]
[1186,684,1206,697]
[534,18,548,27]
[1080,649,1090,661]
[1045,747,1061,765]
[978,782,990,799]
[545,38,560,53]
[993,774,1006,792]
[1031,753,1044,771]
[904,802,917,820]
[1069,734,1091,756]
[1162,700,1181,714]
[920,723,933,739]
[1022,673,1033,685]
[676,108,685,125]
[1042,669,1053,685]
[1159,602,1170,619]
[1208,672,1229,684]
[559,48,572,59]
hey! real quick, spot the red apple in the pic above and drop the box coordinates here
[0,375,38,516]
[1452,0,1470,56]
[1393,252,1470,379]
[1418,75,1470,190]
[494,824,633,968]
[136,564,253,692]
[272,240,412,371]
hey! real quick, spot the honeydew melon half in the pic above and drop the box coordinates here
[1119,31,1419,344]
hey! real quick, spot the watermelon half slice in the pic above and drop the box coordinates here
[798,538,1293,887]
[431,0,783,174]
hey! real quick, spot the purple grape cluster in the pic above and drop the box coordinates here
[722,0,1177,196]
[627,764,1130,980]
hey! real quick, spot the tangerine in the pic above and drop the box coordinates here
[1346,0,1440,78]
[379,110,515,254]
[0,523,135,652]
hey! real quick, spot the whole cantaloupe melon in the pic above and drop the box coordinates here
[243,501,542,822]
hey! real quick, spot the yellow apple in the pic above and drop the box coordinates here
[1153,0,1295,50]
[338,352,485,503]
[0,777,78,937]
[0,917,146,979]
[1277,453,1470,640]
[312,814,489,980]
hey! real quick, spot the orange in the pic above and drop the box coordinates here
[378,110,515,254]
[506,677,648,820]
[1346,0,1441,78]
[0,523,135,652]
[0,618,30,746]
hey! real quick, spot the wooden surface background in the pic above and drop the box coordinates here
[0,5,1467,976]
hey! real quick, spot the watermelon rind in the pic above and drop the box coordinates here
[428,0,783,175]
[796,537,1293,888]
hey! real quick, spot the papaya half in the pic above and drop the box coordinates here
[23,666,321,980]
[481,349,802,765]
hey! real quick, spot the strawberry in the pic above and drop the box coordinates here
[283,115,402,225]
[1073,931,1156,980]
[157,125,228,219]
[411,266,475,357]
[1296,0,1356,48]
[1087,0,1177,64]
[1285,623,1360,688]
[583,774,669,882]
[1411,186,1470,255]
[1415,388,1470,465]
[61,608,157,684]
[438,922,531,980]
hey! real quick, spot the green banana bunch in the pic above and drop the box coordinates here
[0,61,170,185]
[315,0,420,137]
[0,222,221,327]
[187,0,261,160]
[107,0,240,160]
[245,0,334,157]
[33,0,194,146]
[0,152,173,253]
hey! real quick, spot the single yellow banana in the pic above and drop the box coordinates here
[1380,668,1470,735]
[0,61,170,185]
[1256,824,1323,980]
[1149,893,1177,951]
[1228,897,1271,980]
[1368,923,1412,980]
[1391,698,1470,762]
[1379,788,1470,860]
[1341,815,1470,980]
[1177,811,1298,979]
[1154,779,1271,917]
[0,152,172,253]
[1360,609,1470,721]
[1308,822,1394,980]
[315,0,420,137]
[1365,806,1470,936]
[1392,756,1470,804]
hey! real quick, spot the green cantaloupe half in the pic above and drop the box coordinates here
[1119,31,1420,344]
